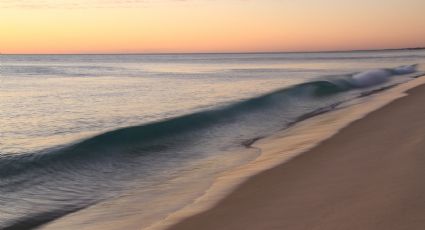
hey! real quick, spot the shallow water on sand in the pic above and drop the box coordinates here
[0,50,424,229]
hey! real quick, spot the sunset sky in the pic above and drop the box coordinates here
[1,0,425,54]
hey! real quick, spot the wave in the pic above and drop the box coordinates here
[0,64,419,229]
[349,64,417,87]
[0,65,418,176]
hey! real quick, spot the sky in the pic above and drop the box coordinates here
[1,0,425,54]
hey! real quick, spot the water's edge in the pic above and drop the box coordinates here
[146,75,425,230]
[35,73,423,230]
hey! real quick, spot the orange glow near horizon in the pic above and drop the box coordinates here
[1,0,425,54]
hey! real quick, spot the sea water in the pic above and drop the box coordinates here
[0,50,424,229]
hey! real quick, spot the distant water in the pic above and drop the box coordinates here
[0,50,424,229]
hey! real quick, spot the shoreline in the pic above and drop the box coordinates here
[146,75,425,230]
[38,75,425,230]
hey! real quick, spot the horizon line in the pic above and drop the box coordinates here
[1,47,424,55]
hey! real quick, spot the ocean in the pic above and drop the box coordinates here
[1,50,424,229]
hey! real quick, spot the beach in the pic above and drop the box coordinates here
[166,77,425,230]
[2,0,425,228]
[2,53,424,230]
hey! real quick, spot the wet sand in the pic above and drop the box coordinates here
[167,82,425,230]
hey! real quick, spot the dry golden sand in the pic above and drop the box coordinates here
[166,80,425,230]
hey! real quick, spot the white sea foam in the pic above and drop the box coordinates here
[350,64,417,87]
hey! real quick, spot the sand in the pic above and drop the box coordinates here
[167,82,425,230]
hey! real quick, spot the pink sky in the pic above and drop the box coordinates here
[1,0,424,54]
